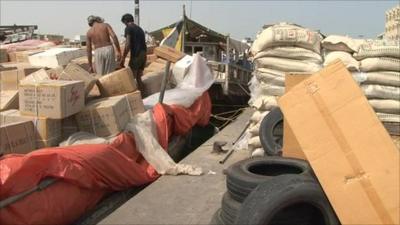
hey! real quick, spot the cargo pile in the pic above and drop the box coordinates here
[322,37,400,134]
[247,22,323,156]
[353,40,400,133]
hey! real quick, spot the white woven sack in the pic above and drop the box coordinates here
[250,110,270,124]
[250,23,322,55]
[369,99,400,114]
[255,57,322,72]
[352,71,400,87]
[362,84,400,100]
[253,46,322,63]
[376,113,400,123]
[359,57,400,72]
[322,35,360,53]
[259,83,285,96]
[354,39,400,60]
[255,69,285,86]
[324,51,359,71]
[252,96,278,111]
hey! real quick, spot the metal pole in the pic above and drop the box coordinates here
[134,0,140,26]
[223,35,230,95]
[159,61,171,104]
[181,5,186,52]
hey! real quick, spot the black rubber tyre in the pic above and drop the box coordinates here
[234,175,340,225]
[220,193,241,225]
[259,107,284,156]
[209,208,225,225]
[225,157,312,203]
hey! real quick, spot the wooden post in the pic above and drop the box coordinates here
[134,0,140,26]
[159,61,171,104]
[224,35,230,95]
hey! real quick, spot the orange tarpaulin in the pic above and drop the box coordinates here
[0,92,211,225]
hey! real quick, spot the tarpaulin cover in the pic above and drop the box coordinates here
[0,92,211,225]
[1,40,55,52]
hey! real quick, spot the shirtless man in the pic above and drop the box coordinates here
[86,15,122,75]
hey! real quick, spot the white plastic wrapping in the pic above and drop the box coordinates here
[143,53,214,108]
[125,111,202,176]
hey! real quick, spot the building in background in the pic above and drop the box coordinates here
[385,5,400,40]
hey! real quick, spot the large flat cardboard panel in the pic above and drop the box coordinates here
[76,95,131,137]
[282,73,311,160]
[1,109,62,148]
[19,80,85,119]
[97,68,137,97]
[0,120,36,155]
[278,61,399,225]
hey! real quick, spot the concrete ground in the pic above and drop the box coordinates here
[99,108,253,225]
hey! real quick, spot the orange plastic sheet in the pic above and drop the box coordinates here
[0,92,211,225]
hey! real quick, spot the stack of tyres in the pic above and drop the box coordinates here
[210,157,314,225]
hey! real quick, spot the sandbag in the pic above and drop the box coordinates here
[252,95,279,111]
[324,51,359,71]
[249,122,261,136]
[254,57,322,72]
[354,39,400,60]
[376,112,400,123]
[361,84,400,100]
[250,23,322,54]
[359,57,400,72]
[322,35,360,53]
[369,99,400,114]
[255,71,285,87]
[253,46,322,63]
[258,83,285,96]
[250,110,270,123]
[352,71,400,87]
[248,136,261,148]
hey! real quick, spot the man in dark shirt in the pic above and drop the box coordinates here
[120,13,147,93]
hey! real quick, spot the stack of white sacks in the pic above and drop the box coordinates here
[246,22,323,157]
[353,40,400,126]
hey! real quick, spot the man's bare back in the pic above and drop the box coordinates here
[87,23,113,49]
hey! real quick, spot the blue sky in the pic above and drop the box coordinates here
[0,1,398,40]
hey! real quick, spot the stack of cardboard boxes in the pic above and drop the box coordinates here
[0,45,186,156]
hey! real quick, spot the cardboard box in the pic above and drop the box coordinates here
[76,95,131,137]
[154,46,185,63]
[282,73,311,160]
[0,49,8,63]
[0,62,42,77]
[14,50,44,63]
[0,90,19,111]
[20,69,50,84]
[146,54,158,64]
[1,109,62,148]
[0,120,36,155]
[0,69,25,90]
[28,48,86,68]
[119,91,145,118]
[19,80,85,119]
[62,116,79,140]
[59,63,97,95]
[70,56,90,72]
[97,68,137,97]
[278,60,399,225]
